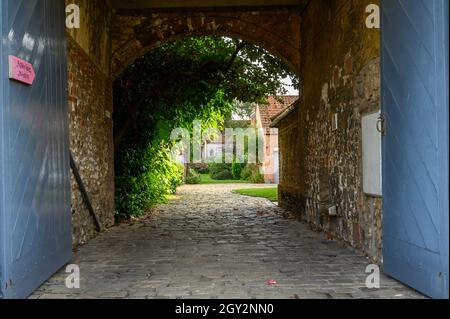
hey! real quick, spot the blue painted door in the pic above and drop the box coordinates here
[381,0,449,298]
[0,0,71,299]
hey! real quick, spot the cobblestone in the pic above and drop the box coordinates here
[31,184,425,299]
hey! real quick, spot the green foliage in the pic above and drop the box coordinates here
[232,161,246,180]
[115,144,184,219]
[213,170,234,180]
[250,171,265,184]
[241,164,265,183]
[240,165,253,181]
[209,163,232,179]
[189,163,209,174]
[186,169,201,184]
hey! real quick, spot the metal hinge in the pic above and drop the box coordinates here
[377,113,386,136]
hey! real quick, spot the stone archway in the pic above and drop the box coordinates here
[66,1,305,248]
[111,7,302,77]
[68,0,386,265]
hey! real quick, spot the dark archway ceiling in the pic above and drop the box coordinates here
[111,0,309,9]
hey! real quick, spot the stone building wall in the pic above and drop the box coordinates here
[277,105,306,213]
[66,0,115,246]
[278,0,383,262]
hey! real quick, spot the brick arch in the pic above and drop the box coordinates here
[111,7,301,78]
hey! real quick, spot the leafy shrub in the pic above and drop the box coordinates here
[198,166,209,174]
[250,170,265,184]
[241,163,265,183]
[115,144,184,220]
[240,165,253,181]
[209,163,232,179]
[213,170,234,180]
[186,169,201,184]
[231,161,246,180]
[190,163,209,174]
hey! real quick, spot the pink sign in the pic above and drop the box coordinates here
[8,55,35,85]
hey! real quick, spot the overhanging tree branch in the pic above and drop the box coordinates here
[224,41,247,73]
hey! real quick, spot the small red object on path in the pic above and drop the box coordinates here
[266,279,278,286]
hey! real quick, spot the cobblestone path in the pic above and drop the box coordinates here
[31,184,424,299]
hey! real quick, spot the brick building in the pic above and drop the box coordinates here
[252,96,298,184]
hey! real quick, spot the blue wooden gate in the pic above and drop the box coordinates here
[381,0,449,299]
[0,0,71,299]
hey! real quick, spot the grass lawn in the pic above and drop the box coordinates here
[200,174,250,185]
[233,187,278,202]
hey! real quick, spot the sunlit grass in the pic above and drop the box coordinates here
[233,187,278,202]
[200,174,250,185]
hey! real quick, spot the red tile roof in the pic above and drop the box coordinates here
[257,96,298,128]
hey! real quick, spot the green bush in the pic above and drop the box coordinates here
[241,163,265,183]
[115,145,184,220]
[213,170,234,180]
[190,163,209,174]
[209,163,232,179]
[250,170,265,184]
[186,169,201,184]
[232,161,246,180]
[197,166,209,174]
[240,165,253,181]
